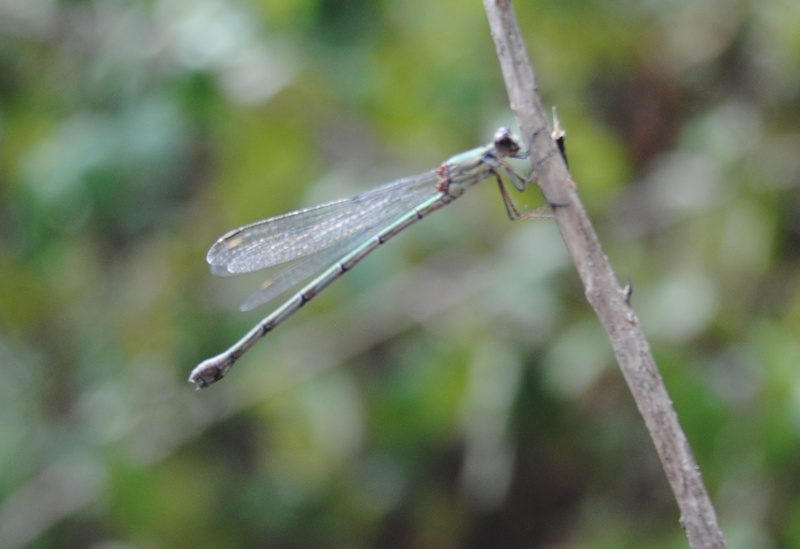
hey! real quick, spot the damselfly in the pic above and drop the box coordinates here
[190,127,541,388]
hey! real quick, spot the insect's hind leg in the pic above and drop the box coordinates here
[494,174,554,221]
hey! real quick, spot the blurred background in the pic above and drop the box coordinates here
[1,0,799,547]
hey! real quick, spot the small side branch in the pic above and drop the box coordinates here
[481,1,728,548]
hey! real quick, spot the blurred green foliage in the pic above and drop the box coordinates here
[1,0,799,547]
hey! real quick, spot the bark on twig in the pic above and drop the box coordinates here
[481,1,728,547]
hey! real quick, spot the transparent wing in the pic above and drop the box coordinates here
[239,226,386,311]
[207,170,440,276]
[208,169,447,310]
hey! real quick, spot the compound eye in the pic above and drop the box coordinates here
[493,127,521,156]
